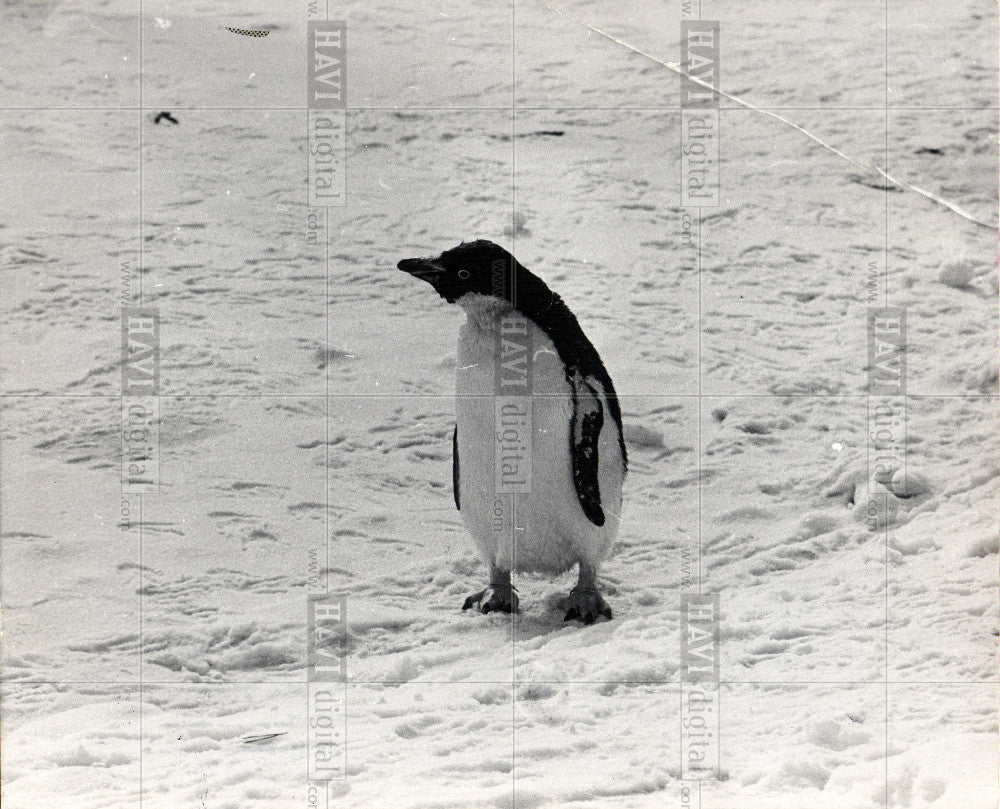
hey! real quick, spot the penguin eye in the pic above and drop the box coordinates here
[457,270,470,280]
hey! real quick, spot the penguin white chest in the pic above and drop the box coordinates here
[453,299,622,575]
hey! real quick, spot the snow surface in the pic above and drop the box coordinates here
[1,1,998,807]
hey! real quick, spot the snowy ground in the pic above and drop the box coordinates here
[1,1,998,807]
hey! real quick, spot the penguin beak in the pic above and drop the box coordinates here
[398,257,446,285]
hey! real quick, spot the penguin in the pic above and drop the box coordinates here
[398,240,626,624]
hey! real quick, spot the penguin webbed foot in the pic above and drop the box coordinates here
[462,585,519,615]
[563,586,613,625]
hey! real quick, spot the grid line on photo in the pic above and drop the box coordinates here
[325,210,331,597]
[510,5,518,805]
[3,105,999,111]
[8,678,996,686]
[4,392,998,399]
[882,3,890,801]
[136,0,145,800]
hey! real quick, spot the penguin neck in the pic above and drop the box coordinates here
[455,293,520,334]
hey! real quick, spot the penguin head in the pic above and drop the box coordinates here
[398,240,528,307]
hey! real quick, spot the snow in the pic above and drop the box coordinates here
[2,0,998,807]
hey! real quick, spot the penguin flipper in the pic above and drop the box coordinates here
[452,424,460,511]
[570,373,606,527]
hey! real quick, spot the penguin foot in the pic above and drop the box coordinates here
[462,585,519,614]
[563,587,612,625]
